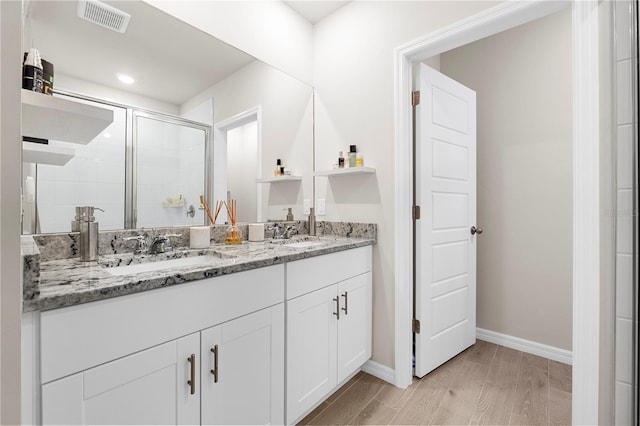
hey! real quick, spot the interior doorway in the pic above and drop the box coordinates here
[394,1,602,422]
[214,107,262,223]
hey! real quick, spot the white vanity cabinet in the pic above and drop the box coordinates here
[42,333,200,425]
[285,246,372,424]
[22,245,374,426]
[28,264,285,426]
[41,304,286,426]
[200,304,285,425]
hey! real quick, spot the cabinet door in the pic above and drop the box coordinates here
[201,304,285,425]
[286,285,338,423]
[42,334,200,425]
[337,272,372,383]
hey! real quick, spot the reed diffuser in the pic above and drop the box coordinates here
[224,199,242,245]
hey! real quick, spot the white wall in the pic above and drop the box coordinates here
[34,100,127,233]
[440,10,573,350]
[0,1,22,422]
[136,117,206,228]
[55,73,179,115]
[227,121,259,223]
[313,1,502,369]
[144,0,314,85]
[182,60,313,223]
[614,1,637,423]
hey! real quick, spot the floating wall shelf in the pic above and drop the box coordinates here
[22,90,114,144]
[257,175,302,183]
[314,167,376,177]
[22,142,74,166]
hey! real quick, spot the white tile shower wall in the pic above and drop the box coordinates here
[614,1,637,424]
[35,100,126,233]
[136,117,206,228]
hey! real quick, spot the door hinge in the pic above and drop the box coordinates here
[412,91,420,106]
[412,205,421,220]
[412,319,421,334]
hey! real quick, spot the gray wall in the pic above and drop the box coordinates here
[440,9,573,350]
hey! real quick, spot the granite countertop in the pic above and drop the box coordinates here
[23,235,375,312]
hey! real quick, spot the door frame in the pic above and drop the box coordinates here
[214,106,263,223]
[393,1,600,424]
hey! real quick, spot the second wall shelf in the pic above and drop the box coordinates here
[314,167,376,177]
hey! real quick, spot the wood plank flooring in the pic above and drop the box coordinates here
[298,340,571,425]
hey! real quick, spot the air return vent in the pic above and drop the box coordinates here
[77,0,131,33]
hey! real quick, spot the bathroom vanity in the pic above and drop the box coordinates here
[21,228,374,425]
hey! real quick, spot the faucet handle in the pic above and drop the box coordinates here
[161,233,182,238]
[123,235,148,254]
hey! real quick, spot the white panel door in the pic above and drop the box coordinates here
[201,304,285,425]
[415,64,477,377]
[286,285,338,423]
[42,335,200,425]
[337,272,372,383]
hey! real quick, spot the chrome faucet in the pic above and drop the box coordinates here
[148,233,181,254]
[122,235,149,254]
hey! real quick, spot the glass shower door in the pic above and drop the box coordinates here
[133,112,210,229]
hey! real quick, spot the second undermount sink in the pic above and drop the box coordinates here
[102,251,231,276]
[283,241,326,249]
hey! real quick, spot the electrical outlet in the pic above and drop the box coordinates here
[303,199,311,215]
[316,199,326,215]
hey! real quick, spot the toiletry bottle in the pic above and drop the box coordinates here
[285,207,294,221]
[75,206,104,261]
[338,151,345,168]
[42,59,54,95]
[274,159,282,176]
[349,145,357,167]
[356,155,363,167]
[23,48,44,92]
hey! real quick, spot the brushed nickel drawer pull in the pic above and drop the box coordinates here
[187,354,196,395]
[210,345,219,383]
[341,291,349,315]
[333,296,340,320]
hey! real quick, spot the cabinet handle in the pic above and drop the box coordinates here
[210,345,219,383]
[187,354,196,395]
[333,296,340,320]
[341,291,349,315]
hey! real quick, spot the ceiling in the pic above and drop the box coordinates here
[26,1,255,106]
[25,1,349,107]
[283,1,349,24]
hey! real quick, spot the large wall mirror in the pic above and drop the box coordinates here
[22,0,313,234]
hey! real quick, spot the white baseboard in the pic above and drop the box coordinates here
[476,328,572,365]
[361,360,395,385]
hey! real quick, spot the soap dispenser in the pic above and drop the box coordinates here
[74,206,103,261]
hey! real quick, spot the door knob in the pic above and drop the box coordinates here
[470,226,483,235]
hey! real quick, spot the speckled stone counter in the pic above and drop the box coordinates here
[23,222,376,312]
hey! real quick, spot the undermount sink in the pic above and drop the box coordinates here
[103,252,229,276]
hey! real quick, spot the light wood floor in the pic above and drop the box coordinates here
[298,340,572,425]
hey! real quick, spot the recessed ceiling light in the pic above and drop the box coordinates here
[117,74,135,84]
[103,132,111,139]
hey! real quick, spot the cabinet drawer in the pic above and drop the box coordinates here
[286,246,371,300]
[41,264,284,384]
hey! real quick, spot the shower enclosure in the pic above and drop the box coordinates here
[22,92,211,234]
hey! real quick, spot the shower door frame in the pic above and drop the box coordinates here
[129,110,211,229]
[53,90,212,230]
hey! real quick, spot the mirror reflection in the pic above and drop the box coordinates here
[22,0,313,234]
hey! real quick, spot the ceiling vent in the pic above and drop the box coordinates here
[77,0,131,33]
